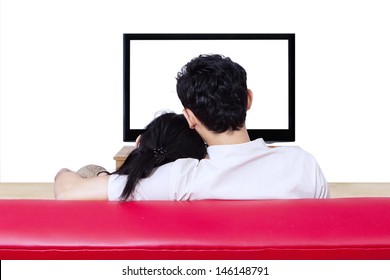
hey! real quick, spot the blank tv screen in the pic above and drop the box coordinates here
[124,34,295,142]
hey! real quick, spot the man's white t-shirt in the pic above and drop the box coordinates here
[108,138,329,200]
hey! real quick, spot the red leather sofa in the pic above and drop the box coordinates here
[1,198,390,260]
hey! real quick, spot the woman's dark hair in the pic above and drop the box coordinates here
[176,54,248,133]
[112,112,206,200]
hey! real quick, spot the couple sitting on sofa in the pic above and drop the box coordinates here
[54,54,329,201]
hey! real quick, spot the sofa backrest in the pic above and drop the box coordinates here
[1,198,390,259]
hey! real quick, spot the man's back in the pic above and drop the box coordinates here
[170,139,328,200]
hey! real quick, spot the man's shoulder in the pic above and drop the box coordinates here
[171,158,201,172]
[170,145,318,171]
[274,145,319,166]
[274,145,313,156]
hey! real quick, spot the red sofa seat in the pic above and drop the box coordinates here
[1,198,390,260]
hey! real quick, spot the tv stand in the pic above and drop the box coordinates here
[114,146,135,169]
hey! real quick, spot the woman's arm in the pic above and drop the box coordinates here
[54,168,109,200]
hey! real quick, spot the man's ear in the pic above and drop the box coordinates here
[182,108,197,129]
[135,135,142,147]
[247,89,253,111]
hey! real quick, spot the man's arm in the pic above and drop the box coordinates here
[54,168,109,200]
[315,164,330,199]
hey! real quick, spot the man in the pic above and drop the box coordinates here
[54,54,329,200]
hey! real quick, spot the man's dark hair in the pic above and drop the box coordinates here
[176,54,248,133]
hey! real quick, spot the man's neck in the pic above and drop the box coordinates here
[200,126,251,146]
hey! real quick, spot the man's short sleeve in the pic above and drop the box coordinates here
[315,163,329,198]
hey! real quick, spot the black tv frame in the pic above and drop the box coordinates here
[123,33,295,142]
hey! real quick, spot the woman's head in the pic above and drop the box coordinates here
[137,112,207,165]
[114,112,206,200]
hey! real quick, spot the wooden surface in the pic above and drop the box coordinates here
[1,182,390,200]
[328,183,390,198]
[0,183,55,199]
[113,146,135,169]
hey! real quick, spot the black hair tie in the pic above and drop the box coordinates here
[153,147,167,164]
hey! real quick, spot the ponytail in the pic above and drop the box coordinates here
[113,146,158,200]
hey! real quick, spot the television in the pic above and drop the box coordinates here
[123,33,295,143]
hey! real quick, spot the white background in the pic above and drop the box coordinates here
[1,0,390,182]
[2,260,390,280]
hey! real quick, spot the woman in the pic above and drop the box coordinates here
[110,112,206,200]
[54,113,206,200]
